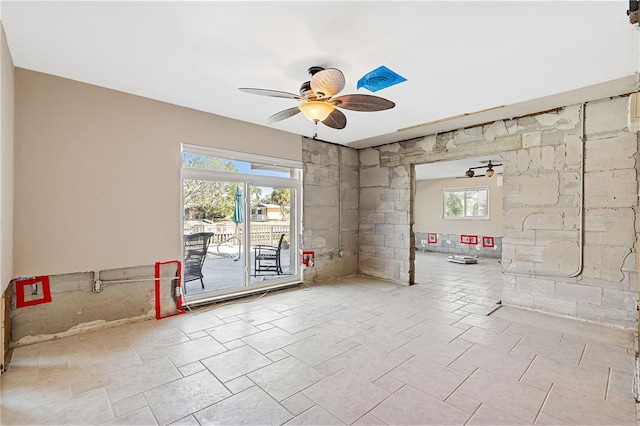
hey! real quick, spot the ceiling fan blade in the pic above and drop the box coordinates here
[267,107,301,124]
[331,94,395,111]
[310,68,345,99]
[239,88,303,100]
[322,109,347,129]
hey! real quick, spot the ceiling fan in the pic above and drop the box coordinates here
[239,67,396,136]
[463,161,502,178]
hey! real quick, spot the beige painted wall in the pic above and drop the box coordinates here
[414,175,503,237]
[1,22,14,293]
[14,69,302,277]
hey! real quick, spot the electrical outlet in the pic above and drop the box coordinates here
[302,251,315,267]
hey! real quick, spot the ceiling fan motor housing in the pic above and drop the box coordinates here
[299,81,314,98]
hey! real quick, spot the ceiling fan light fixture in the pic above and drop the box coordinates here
[486,167,495,177]
[299,101,334,122]
[465,169,475,178]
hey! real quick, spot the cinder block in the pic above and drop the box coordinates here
[541,146,555,170]
[375,224,395,236]
[342,188,359,210]
[374,201,395,213]
[359,223,375,234]
[360,234,385,247]
[367,212,385,224]
[555,282,602,305]
[541,130,562,147]
[583,245,631,282]
[522,132,542,148]
[523,213,564,230]
[539,241,581,275]
[504,173,559,206]
[585,132,638,172]
[528,146,542,170]
[384,212,401,224]
[576,303,635,329]
[601,288,637,312]
[501,289,536,309]
[359,148,380,166]
[584,208,636,248]
[564,133,582,166]
[359,188,385,210]
[304,207,338,230]
[305,186,339,207]
[384,235,407,249]
[360,244,376,256]
[502,229,536,245]
[585,97,629,136]
[531,278,556,298]
[340,147,359,167]
[584,169,638,208]
[516,149,530,173]
[558,170,581,196]
[360,166,389,188]
[376,246,396,258]
[341,210,359,232]
[415,135,437,153]
[533,295,577,317]
[535,230,579,247]
[515,245,545,263]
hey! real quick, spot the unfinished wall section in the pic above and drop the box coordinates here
[302,138,359,282]
[359,147,413,282]
[359,96,638,329]
[7,264,180,345]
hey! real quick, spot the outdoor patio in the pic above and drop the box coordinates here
[182,245,294,297]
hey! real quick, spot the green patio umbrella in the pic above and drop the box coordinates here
[231,187,243,261]
[232,187,243,224]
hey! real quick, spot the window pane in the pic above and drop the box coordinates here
[444,191,464,217]
[476,190,488,216]
[182,153,293,178]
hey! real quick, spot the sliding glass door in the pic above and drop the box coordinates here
[181,146,302,304]
[182,178,246,296]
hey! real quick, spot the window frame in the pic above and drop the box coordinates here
[442,186,490,220]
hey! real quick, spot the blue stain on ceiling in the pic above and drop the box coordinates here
[357,66,406,92]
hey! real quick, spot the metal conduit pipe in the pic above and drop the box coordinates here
[92,270,180,292]
[503,103,585,279]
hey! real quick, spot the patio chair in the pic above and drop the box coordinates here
[183,232,214,293]
[253,233,284,276]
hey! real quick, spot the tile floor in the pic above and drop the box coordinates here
[1,252,637,425]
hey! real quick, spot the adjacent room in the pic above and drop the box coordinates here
[1,2,639,425]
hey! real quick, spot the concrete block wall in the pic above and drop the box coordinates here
[415,232,502,258]
[359,147,412,282]
[302,138,359,281]
[359,96,639,329]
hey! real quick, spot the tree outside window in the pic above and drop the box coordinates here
[443,188,488,219]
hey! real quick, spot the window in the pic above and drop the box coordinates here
[443,187,489,219]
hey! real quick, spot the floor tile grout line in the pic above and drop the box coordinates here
[508,334,526,356]
[462,401,484,426]
[445,343,475,370]
[578,342,588,367]
[350,383,407,426]
[444,366,478,402]
[533,382,554,425]
[517,353,537,384]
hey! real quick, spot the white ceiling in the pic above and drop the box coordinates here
[1,1,638,149]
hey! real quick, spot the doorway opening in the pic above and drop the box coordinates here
[412,155,504,302]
